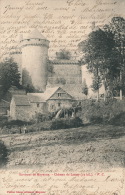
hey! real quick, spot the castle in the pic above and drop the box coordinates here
[10,29,83,92]
[0,29,89,120]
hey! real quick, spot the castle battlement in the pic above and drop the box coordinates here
[20,38,49,48]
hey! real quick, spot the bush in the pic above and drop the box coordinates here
[51,119,68,130]
[51,117,83,130]
[36,113,53,122]
[88,116,103,124]
[81,99,125,125]
[0,140,8,167]
[0,120,32,129]
[109,112,125,126]
[24,117,83,132]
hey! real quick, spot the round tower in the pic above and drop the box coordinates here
[20,29,49,92]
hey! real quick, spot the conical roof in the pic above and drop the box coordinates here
[26,29,46,40]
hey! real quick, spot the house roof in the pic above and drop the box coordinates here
[12,86,79,106]
[43,87,60,100]
[27,87,60,101]
[27,93,46,103]
[12,88,61,106]
[12,95,30,106]
[27,87,74,102]
[62,84,86,100]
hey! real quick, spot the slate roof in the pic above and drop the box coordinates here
[27,87,61,101]
[12,88,61,106]
[43,87,60,100]
[12,86,80,106]
[13,95,30,106]
[62,84,86,100]
[27,93,46,103]
[45,85,85,100]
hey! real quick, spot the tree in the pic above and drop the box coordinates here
[47,63,54,74]
[78,29,114,100]
[0,140,8,167]
[22,68,35,92]
[91,75,102,100]
[82,79,88,96]
[55,77,66,85]
[78,23,120,101]
[56,49,71,60]
[0,58,21,96]
[104,17,125,100]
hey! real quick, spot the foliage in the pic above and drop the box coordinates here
[81,99,125,125]
[82,79,88,95]
[51,117,83,130]
[55,77,66,85]
[78,17,125,97]
[109,112,125,126]
[56,49,71,60]
[91,75,102,92]
[0,140,8,167]
[103,17,125,95]
[47,63,54,74]
[2,117,83,133]
[0,120,32,128]
[22,68,36,92]
[0,58,21,95]
[0,119,33,134]
[78,28,116,93]
[35,113,53,122]
[47,59,54,75]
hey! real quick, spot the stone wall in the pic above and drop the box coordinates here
[48,62,82,85]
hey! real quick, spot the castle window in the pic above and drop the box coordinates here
[58,93,61,97]
[37,103,40,108]
[27,39,30,41]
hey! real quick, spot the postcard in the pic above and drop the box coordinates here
[0,0,125,194]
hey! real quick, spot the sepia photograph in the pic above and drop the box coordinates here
[0,0,125,194]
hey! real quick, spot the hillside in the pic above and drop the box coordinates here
[0,125,125,169]
[0,125,125,195]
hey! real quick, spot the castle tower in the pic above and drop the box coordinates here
[20,29,49,92]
